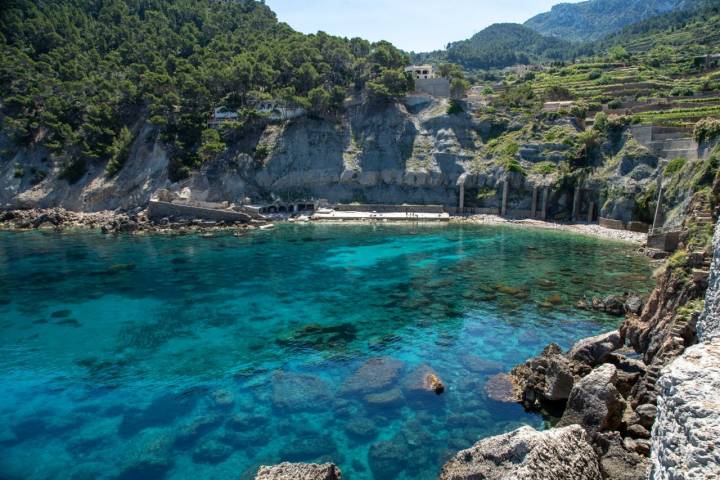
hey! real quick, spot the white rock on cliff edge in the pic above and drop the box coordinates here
[439,425,602,480]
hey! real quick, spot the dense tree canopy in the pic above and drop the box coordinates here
[0,0,412,180]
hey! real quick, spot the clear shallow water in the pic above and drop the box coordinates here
[0,224,654,480]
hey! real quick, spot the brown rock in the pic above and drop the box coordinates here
[255,462,341,480]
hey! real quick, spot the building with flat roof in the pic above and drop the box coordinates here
[405,65,435,80]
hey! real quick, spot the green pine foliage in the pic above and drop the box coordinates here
[0,0,411,181]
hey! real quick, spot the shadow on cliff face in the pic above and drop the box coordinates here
[350,102,417,172]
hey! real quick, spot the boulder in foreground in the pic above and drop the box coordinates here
[558,364,625,435]
[439,425,602,480]
[255,462,341,480]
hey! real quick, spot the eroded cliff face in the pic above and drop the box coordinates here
[650,220,720,480]
[0,99,485,211]
[1,97,686,219]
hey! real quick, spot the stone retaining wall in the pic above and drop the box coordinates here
[147,201,251,223]
[333,204,445,214]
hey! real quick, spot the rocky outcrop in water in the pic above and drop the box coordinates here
[439,425,602,480]
[254,462,342,480]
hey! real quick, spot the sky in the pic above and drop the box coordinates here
[265,0,583,52]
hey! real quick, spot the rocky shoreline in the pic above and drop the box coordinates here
[0,208,265,235]
[0,208,650,246]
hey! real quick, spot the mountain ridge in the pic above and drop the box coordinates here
[524,0,687,42]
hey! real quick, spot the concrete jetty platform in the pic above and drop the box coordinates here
[312,209,450,222]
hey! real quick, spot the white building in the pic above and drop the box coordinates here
[405,65,435,80]
[255,100,305,121]
[209,107,239,125]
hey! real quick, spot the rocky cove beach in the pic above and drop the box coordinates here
[0,222,657,479]
[1,207,649,245]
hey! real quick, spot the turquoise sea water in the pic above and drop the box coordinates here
[0,224,654,480]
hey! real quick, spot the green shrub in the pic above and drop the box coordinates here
[694,117,720,144]
[531,161,557,175]
[497,156,526,176]
[664,157,687,176]
[588,70,602,80]
[608,99,623,109]
[105,126,134,177]
[670,86,694,97]
[60,158,87,184]
[447,99,464,115]
[593,112,609,132]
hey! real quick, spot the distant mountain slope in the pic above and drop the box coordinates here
[443,23,586,70]
[525,0,686,42]
[597,0,720,53]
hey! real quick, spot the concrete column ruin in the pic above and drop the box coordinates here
[458,177,466,213]
[531,187,538,219]
[541,188,549,220]
[501,180,509,217]
[572,188,581,222]
[588,202,595,223]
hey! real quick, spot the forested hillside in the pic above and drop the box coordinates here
[524,0,685,42]
[598,0,720,54]
[438,23,588,70]
[0,0,412,181]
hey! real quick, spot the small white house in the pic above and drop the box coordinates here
[255,100,305,121]
[209,107,239,125]
[405,65,435,80]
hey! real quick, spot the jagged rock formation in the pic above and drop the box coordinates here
[650,219,720,479]
[254,462,342,480]
[439,425,602,480]
[651,339,720,479]
[557,364,626,435]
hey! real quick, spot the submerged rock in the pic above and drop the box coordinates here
[279,436,337,463]
[272,372,332,412]
[344,417,378,441]
[116,431,175,480]
[364,388,405,409]
[340,357,404,396]
[192,438,232,464]
[255,462,342,480]
[483,373,517,403]
[460,355,504,374]
[368,438,409,480]
[558,364,626,435]
[439,425,602,480]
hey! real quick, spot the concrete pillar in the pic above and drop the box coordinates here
[588,202,595,223]
[501,180,509,217]
[572,188,581,222]
[531,187,538,219]
[458,180,465,213]
[293,204,299,214]
[541,188,549,220]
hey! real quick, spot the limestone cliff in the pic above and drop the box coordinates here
[3,97,705,225]
[650,220,720,480]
